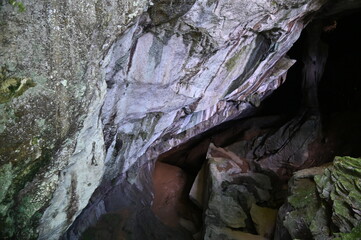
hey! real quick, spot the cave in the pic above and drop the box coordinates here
[1,1,361,240]
[68,7,361,240]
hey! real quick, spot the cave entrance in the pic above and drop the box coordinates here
[151,8,361,240]
[78,7,361,240]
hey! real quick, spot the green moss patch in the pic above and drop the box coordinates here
[334,223,361,240]
[285,156,361,239]
[0,149,53,239]
[0,65,36,104]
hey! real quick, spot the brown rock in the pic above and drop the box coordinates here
[151,161,187,227]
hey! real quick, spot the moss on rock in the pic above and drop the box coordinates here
[0,149,53,239]
[334,223,361,240]
[315,156,361,233]
[282,156,361,240]
[0,65,36,104]
[284,178,321,239]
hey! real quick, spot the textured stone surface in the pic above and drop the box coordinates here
[203,144,274,239]
[0,0,335,238]
[275,157,361,240]
[0,0,150,239]
[72,0,329,237]
[250,204,278,238]
[253,115,321,179]
[315,157,361,234]
[101,0,327,179]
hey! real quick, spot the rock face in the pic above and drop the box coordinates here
[202,144,275,240]
[100,0,318,177]
[275,157,361,240]
[0,0,150,239]
[2,0,361,239]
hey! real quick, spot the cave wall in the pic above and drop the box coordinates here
[1,0,361,239]
[0,1,150,239]
[65,0,328,237]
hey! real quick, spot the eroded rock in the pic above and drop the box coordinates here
[275,157,361,240]
[0,0,150,239]
[203,144,274,239]
[1,0,350,238]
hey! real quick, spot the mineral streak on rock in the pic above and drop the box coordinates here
[1,0,361,239]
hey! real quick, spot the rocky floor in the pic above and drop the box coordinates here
[80,108,361,240]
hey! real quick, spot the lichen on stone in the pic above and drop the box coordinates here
[334,223,361,240]
[0,65,36,104]
[315,156,361,233]
[225,47,247,72]
[0,148,53,239]
[0,163,13,203]
[282,156,361,239]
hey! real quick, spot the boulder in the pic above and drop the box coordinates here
[203,143,273,238]
[275,157,361,240]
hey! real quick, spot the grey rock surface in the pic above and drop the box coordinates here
[275,157,361,240]
[0,0,150,239]
[202,144,273,239]
[0,0,333,239]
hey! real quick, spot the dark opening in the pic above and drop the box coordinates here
[317,10,361,158]
[152,8,361,239]
[76,8,361,240]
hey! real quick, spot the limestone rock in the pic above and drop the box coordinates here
[0,0,150,239]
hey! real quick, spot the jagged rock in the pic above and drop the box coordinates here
[284,178,326,239]
[275,157,361,240]
[254,115,321,180]
[203,144,273,239]
[221,114,322,181]
[278,164,333,240]
[149,0,196,25]
[315,157,361,234]
[1,0,353,238]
